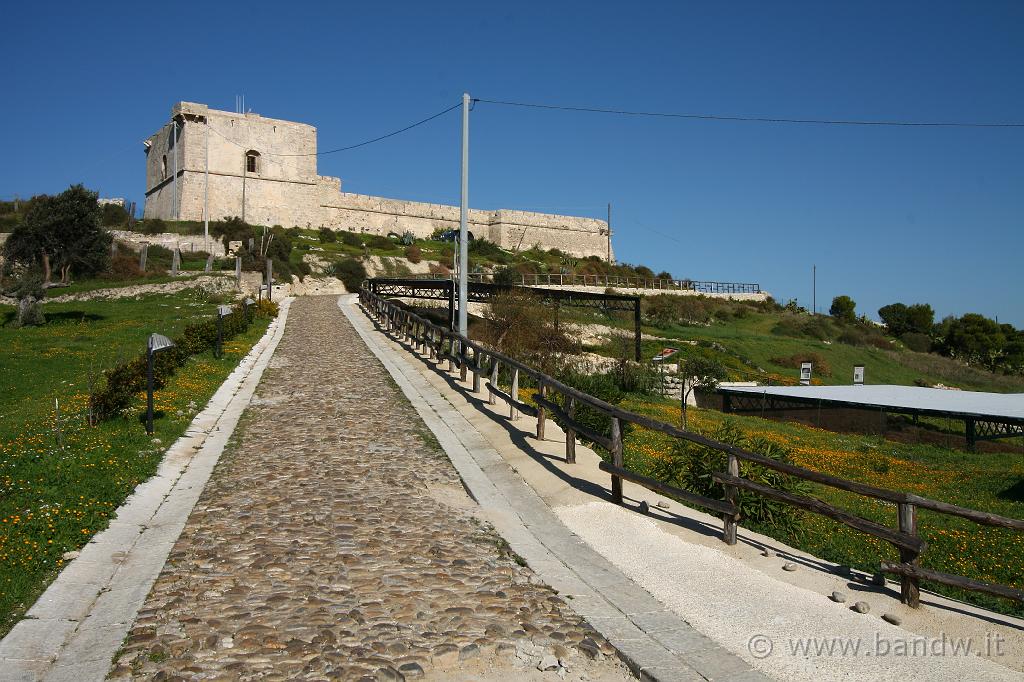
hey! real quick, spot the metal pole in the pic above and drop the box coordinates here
[266,258,273,302]
[813,264,816,315]
[242,152,247,223]
[204,115,210,252]
[458,92,470,338]
[146,350,155,435]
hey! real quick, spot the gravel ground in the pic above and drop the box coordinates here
[109,295,630,681]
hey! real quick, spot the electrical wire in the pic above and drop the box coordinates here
[473,98,1024,129]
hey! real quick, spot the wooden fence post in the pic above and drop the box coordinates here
[898,502,921,607]
[610,417,623,503]
[510,368,519,420]
[565,396,576,464]
[488,361,500,405]
[723,453,740,545]
[536,384,547,441]
[472,353,482,393]
[459,340,468,382]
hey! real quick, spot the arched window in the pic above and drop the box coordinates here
[161,155,167,179]
[245,150,261,174]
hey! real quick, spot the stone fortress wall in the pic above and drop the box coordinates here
[144,102,613,260]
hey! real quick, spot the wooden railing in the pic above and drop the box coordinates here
[410,272,762,294]
[359,287,1024,609]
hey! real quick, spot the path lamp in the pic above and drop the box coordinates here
[146,333,175,435]
[215,305,232,359]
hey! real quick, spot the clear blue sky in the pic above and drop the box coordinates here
[3,2,1022,324]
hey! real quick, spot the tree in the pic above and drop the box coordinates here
[11,270,45,327]
[936,313,1006,370]
[879,302,935,337]
[878,302,910,336]
[679,356,726,429]
[3,185,110,286]
[829,295,856,322]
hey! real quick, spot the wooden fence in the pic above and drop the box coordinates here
[359,287,1024,609]
[410,272,761,294]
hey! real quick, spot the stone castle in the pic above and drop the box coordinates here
[144,102,613,259]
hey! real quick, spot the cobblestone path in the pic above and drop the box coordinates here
[111,296,624,681]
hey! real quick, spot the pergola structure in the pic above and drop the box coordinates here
[365,277,643,360]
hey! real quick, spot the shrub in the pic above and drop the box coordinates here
[366,234,393,250]
[829,295,857,322]
[901,332,932,353]
[340,230,362,247]
[653,421,809,534]
[800,316,834,341]
[103,252,145,280]
[428,262,451,277]
[468,238,507,260]
[318,227,337,243]
[100,203,128,227]
[404,244,422,264]
[770,352,832,377]
[333,258,367,292]
[89,302,276,422]
[400,231,416,246]
[142,218,167,235]
[838,329,867,346]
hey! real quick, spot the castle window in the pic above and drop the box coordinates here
[245,150,260,174]
[161,155,167,179]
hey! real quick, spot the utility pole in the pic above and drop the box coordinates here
[204,116,210,252]
[607,202,612,263]
[812,264,816,314]
[457,92,470,337]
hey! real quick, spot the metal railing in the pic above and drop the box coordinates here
[359,287,1024,610]
[407,272,761,294]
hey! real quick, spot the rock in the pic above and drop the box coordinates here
[882,613,902,625]
[375,667,405,682]
[638,501,649,514]
[871,572,887,586]
[578,638,600,659]
[151,438,162,445]
[61,551,80,561]
[782,562,797,572]
[655,500,669,509]
[762,548,775,557]
[398,662,424,678]
[834,565,852,577]
[852,601,870,614]
[459,644,480,660]
[830,591,847,603]
[219,637,234,649]
[175,410,185,417]
[538,655,559,671]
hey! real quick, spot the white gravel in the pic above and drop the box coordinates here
[557,501,1020,682]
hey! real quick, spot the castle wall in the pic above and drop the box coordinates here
[144,102,613,259]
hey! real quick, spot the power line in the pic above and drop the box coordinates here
[279,102,462,156]
[473,98,1024,129]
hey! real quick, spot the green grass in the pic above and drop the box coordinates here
[618,397,1024,616]
[574,306,1024,394]
[0,289,271,636]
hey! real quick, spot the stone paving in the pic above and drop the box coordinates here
[110,296,625,681]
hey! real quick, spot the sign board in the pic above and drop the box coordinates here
[854,365,865,385]
[652,347,679,363]
[799,362,812,385]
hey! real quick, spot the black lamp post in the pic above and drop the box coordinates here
[146,333,175,435]
[215,305,232,359]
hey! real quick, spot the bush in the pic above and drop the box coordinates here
[103,252,145,280]
[428,262,451,277]
[770,352,832,377]
[318,227,337,243]
[829,295,857,322]
[100,203,128,227]
[901,332,932,353]
[404,244,422,264]
[333,258,367,292]
[366,234,393,250]
[838,329,867,346]
[89,302,276,422]
[142,218,167,235]
[651,421,808,534]
[555,372,628,445]
[492,265,520,285]
[339,230,362,247]
[468,238,508,261]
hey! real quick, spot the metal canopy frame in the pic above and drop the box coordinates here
[718,388,1024,449]
[366,277,643,360]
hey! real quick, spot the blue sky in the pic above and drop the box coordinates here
[3,2,1022,324]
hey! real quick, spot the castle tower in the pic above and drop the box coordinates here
[143,102,321,227]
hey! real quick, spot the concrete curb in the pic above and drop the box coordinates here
[0,298,294,682]
[339,296,767,682]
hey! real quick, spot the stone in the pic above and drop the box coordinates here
[538,655,559,671]
[398,662,424,678]
[882,613,902,625]
[459,644,480,661]
[638,501,649,514]
[782,562,797,572]
[578,638,601,659]
[830,591,847,603]
[852,601,871,614]
[871,572,887,586]
[654,500,669,509]
[62,551,80,561]
[761,548,775,557]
